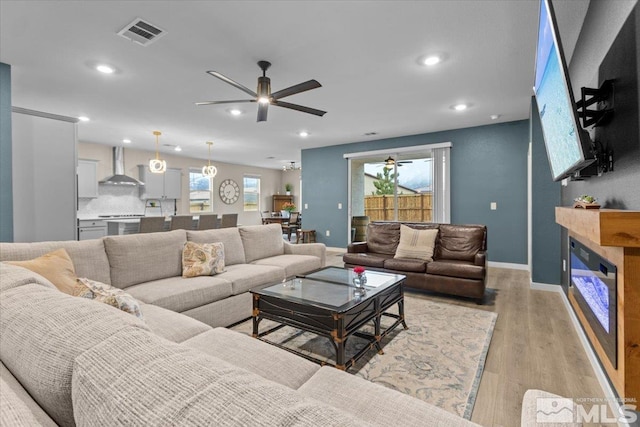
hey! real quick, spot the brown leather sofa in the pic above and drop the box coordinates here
[343,222,487,303]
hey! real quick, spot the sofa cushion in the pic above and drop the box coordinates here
[182,328,320,389]
[383,257,427,273]
[0,239,112,285]
[125,275,232,313]
[253,254,321,278]
[0,284,149,427]
[366,222,401,255]
[394,225,438,261]
[138,303,212,343]
[0,263,56,293]
[104,229,187,288]
[0,376,46,427]
[76,277,144,320]
[5,249,82,295]
[298,366,479,427]
[72,328,368,427]
[187,228,246,265]
[343,252,393,268]
[436,224,486,262]
[239,224,284,263]
[182,241,225,278]
[1,363,57,427]
[216,263,285,295]
[426,260,485,280]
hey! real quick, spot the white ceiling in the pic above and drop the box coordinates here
[0,0,585,169]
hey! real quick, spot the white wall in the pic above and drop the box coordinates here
[78,141,300,225]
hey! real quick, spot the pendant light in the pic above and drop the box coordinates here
[149,131,167,174]
[202,141,218,178]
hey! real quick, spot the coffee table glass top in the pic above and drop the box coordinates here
[256,267,405,312]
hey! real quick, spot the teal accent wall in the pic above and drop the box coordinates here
[0,62,12,242]
[531,97,562,284]
[302,120,530,264]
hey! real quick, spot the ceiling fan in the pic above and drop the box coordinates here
[196,60,327,122]
[382,156,413,169]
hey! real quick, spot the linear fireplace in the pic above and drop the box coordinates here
[569,238,617,368]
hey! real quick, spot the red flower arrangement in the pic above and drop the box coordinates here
[353,266,365,275]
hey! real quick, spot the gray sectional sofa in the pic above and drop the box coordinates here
[0,223,572,426]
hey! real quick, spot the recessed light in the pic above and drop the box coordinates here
[451,104,468,111]
[298,131,309,137]
[490,114,501,120]
[423,55,441,66]
[78,116,90,122]
[174,146,182,152]
[122,139,131,144]
[96,64,115,74]
[229,108,243,116]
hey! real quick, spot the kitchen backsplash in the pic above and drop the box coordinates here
[78,185,176,218]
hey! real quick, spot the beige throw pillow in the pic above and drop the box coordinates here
[6,248,82,295]
[182,241,225,278]
[394,225,438,261]
[76,277,144,320]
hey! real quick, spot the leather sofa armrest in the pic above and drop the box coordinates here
[474,251,487,267]
[347,242,369,253]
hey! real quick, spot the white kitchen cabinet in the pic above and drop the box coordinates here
[138,165,182,200]
[78,219,107,240]
[77,159,99,198]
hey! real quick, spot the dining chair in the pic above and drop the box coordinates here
[197,214,219,230]
[220,213,238,228]
[282,212,301,241]
[138,217,166,233]
[261,211,271,225]
[169,215,194,230]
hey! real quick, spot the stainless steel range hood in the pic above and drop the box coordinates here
[99,147,145,186]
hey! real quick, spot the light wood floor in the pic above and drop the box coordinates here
[324,250,608,426]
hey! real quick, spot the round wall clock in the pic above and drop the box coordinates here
[219,179,240,204]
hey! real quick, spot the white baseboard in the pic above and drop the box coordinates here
[530,281,562,291]
[325,246,346,252]
[488,261,529,271]
[539,286,627,425]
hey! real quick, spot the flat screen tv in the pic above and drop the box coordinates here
[533,0,595,181]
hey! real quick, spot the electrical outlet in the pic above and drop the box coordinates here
[326,230,330,237]
[562,259,566,272]
[338,203,342,209]
[490,202,497,210]
[304,203,308,210]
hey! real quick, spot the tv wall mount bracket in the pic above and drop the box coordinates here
[576,79,615,128]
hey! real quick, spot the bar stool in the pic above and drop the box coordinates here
[138,217,166,233]
[197,214,219,230]
[170,215,194,230]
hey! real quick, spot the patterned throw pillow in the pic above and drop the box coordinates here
[182,242,225,278]
[76,277,144,320]
[394,225,439,261]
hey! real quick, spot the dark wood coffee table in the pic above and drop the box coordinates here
[251,267,407,371]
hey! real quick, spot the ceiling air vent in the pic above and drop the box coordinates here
[117,18,166,46]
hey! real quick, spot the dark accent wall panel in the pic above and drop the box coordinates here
[302,120,529,264]
[0,62,12,242]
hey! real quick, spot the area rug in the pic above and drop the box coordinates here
[232,294,497,419]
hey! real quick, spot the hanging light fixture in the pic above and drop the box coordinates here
[149,131,167,174]
[283,161,301,171]
[202,141,218,178]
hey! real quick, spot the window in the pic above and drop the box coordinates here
[189,169,213,213]
[243,175,260,212]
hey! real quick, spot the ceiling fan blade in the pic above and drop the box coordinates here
[272,100,326,117]
[206,71,257,98]
[195,99,255,106]
[257,102,269,122]
[271,80,321,100]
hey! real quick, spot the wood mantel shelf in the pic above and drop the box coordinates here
[555,206,640,402]
[556,207,640,247]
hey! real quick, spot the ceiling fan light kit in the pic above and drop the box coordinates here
[197,60,326,122]
[149,130,167,174]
